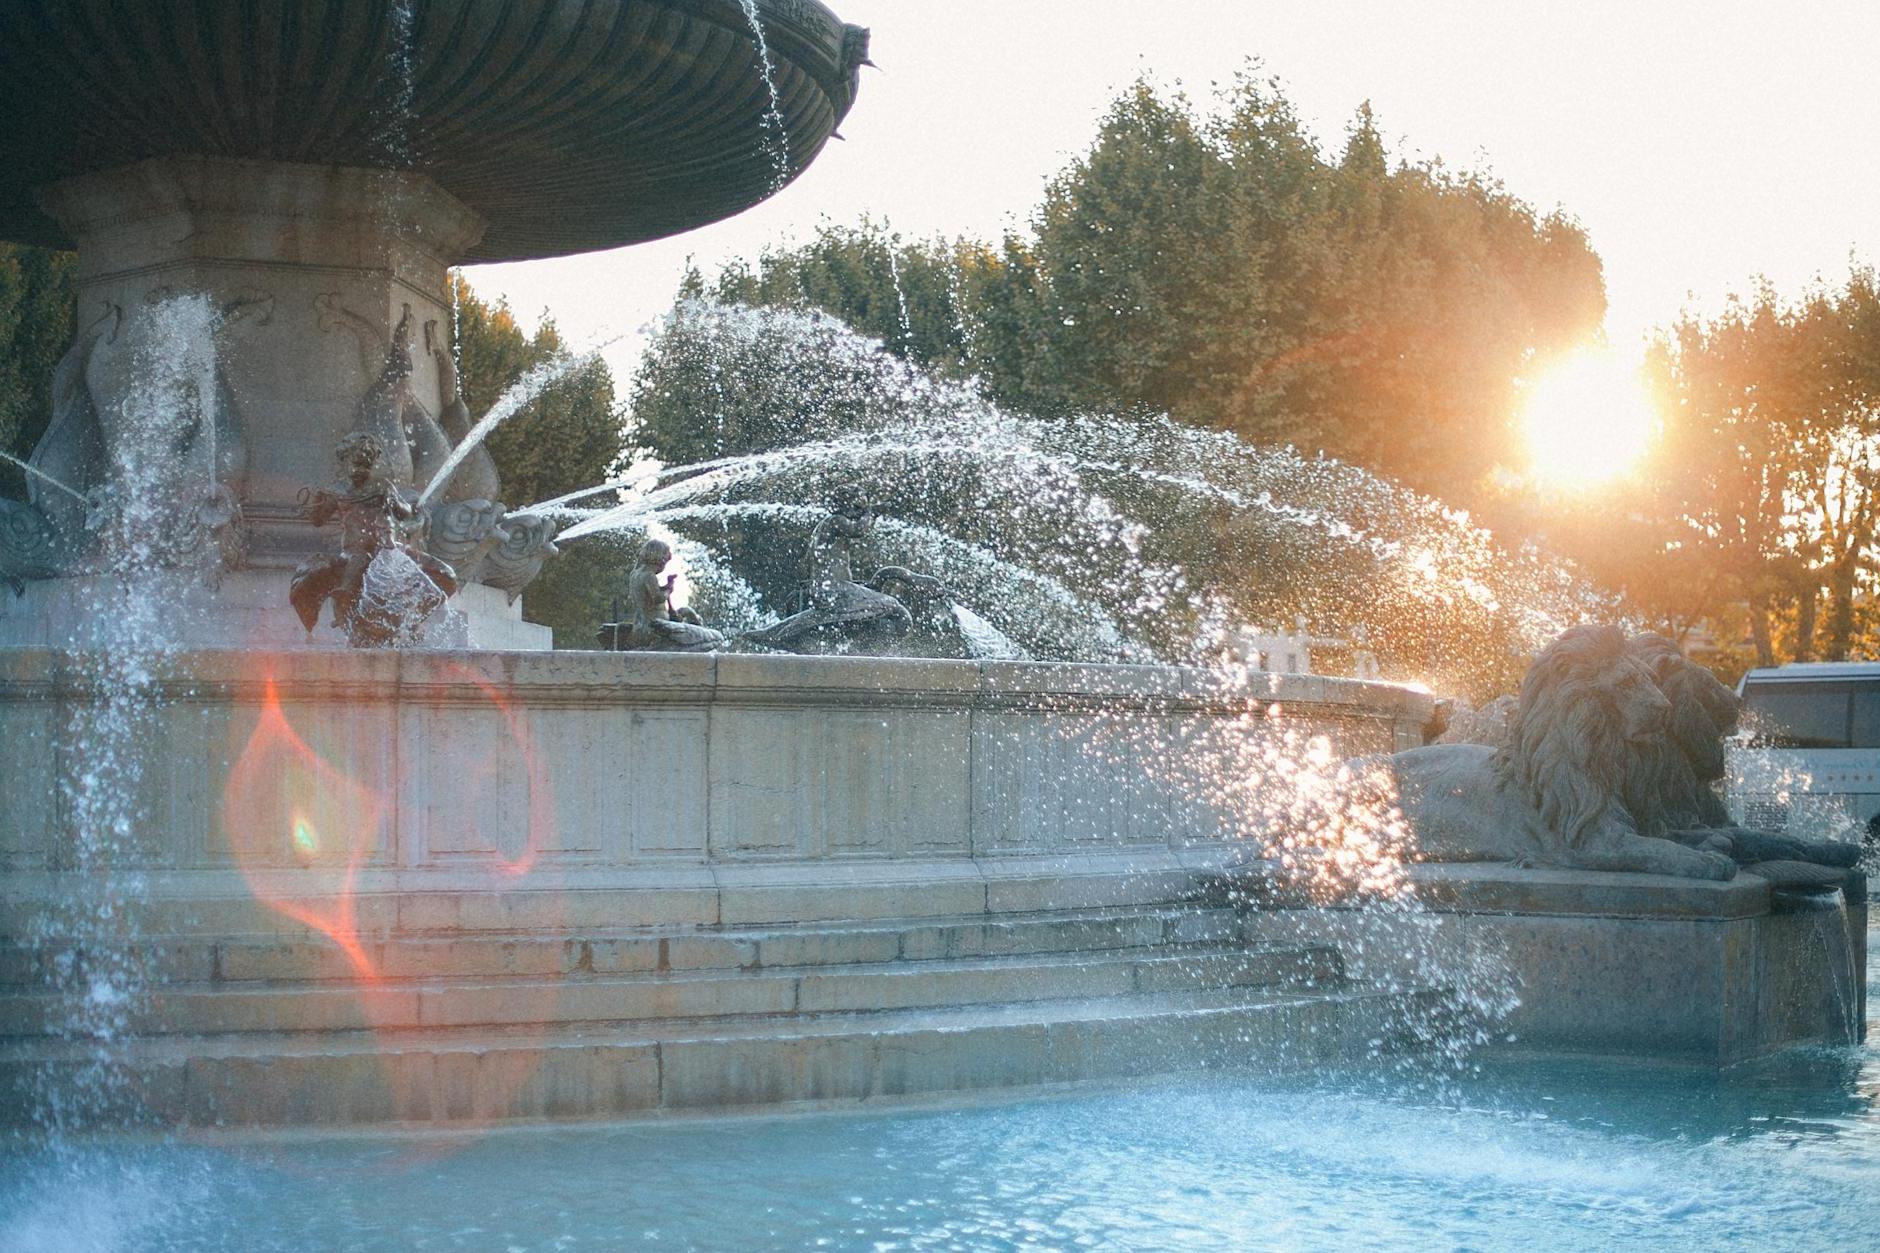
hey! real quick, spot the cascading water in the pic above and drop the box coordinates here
[887,247,915,350]
[26,294,227,1135]
[1821,895,1862,1043]
[738,0,792,192]
[372,0,418,167]
[414,342,613,511]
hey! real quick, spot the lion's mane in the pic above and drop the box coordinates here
[1620,633,1738,836]
[1492,624,1639,852]
[1377,625,1731,879]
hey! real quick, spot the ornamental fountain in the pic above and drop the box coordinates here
[0,0,1863,1154]
[0,0,868,648]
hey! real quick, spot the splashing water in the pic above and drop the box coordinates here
[572,298,1606,693]
[519,461,678,514]
[449,268,464,381]
[951,602,1023,659]
[545,295,1601,1058]
[373,0,418,167]
[1129,685,1518,1070]
[738,0,791,191]
[887,246,915,349]
[946,250,978,364]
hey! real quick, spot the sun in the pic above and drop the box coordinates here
[1519,348,1658,488]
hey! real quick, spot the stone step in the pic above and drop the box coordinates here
[0,984,1438,1129]
[0,856,1240,939]
[0,905,1248,989]
[0,943,1342,1037]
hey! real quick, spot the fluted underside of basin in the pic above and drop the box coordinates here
[0,0,862,261]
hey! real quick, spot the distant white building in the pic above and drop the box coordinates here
[1233,616,1380,679]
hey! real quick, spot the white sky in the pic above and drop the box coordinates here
[465,0,1880,394]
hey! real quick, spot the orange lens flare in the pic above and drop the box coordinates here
[223,676,384,980]
[216,662,565,1153]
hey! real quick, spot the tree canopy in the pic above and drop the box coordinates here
[1568,266,1880,671]
[637,73,1607,509]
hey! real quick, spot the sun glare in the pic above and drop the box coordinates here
[1519,349,1658,489]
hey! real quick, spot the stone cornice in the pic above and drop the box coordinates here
[0,648,1435,723]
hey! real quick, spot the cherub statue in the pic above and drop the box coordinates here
[598,537,726,652]
[290,431,460,646]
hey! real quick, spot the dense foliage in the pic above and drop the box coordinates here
[638,76,1607,508]
[0,243,76,497]
[1542,266,1880,671]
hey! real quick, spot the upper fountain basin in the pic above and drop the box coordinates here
[0,0,866,262]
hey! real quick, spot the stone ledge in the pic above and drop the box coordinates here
[0,648,1435,721]
[0,848,1256,940]
[0,576,551,654]
[1408,863,1773,921]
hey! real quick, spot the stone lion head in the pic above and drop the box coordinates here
[1620,632,1739,835]
[1496,624,1671,849]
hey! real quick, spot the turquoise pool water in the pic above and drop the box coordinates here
[6,946,1878,1252]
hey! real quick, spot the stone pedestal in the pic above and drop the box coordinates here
[0,652,1436,1128]
[1248,863,1869,1064]
[5,154,549,649]
[39,155,483,560]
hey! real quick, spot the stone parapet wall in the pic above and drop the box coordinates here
[0,649,1432,889]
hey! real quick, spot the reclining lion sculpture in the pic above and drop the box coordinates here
[1620,632,1859,889]
[1368,625,1738,880]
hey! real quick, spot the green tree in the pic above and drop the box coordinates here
[449,274,624,511]
[1799,267,1880,660]
[0,243,77,496]
[1600,265,1880,672]
[646,71,1607,510]
[1020,78,1605,502]
[704,219,972,368]
[1019,82,1248,420]
[624,72,1614,685]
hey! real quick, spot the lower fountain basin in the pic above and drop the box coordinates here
[5,976,1880,1252]
[0,649,1863,1138]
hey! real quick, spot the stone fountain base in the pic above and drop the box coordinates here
[0,650,1862,1130]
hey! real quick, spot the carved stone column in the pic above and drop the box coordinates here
[40,155,482,561]
[0,155,549,649]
